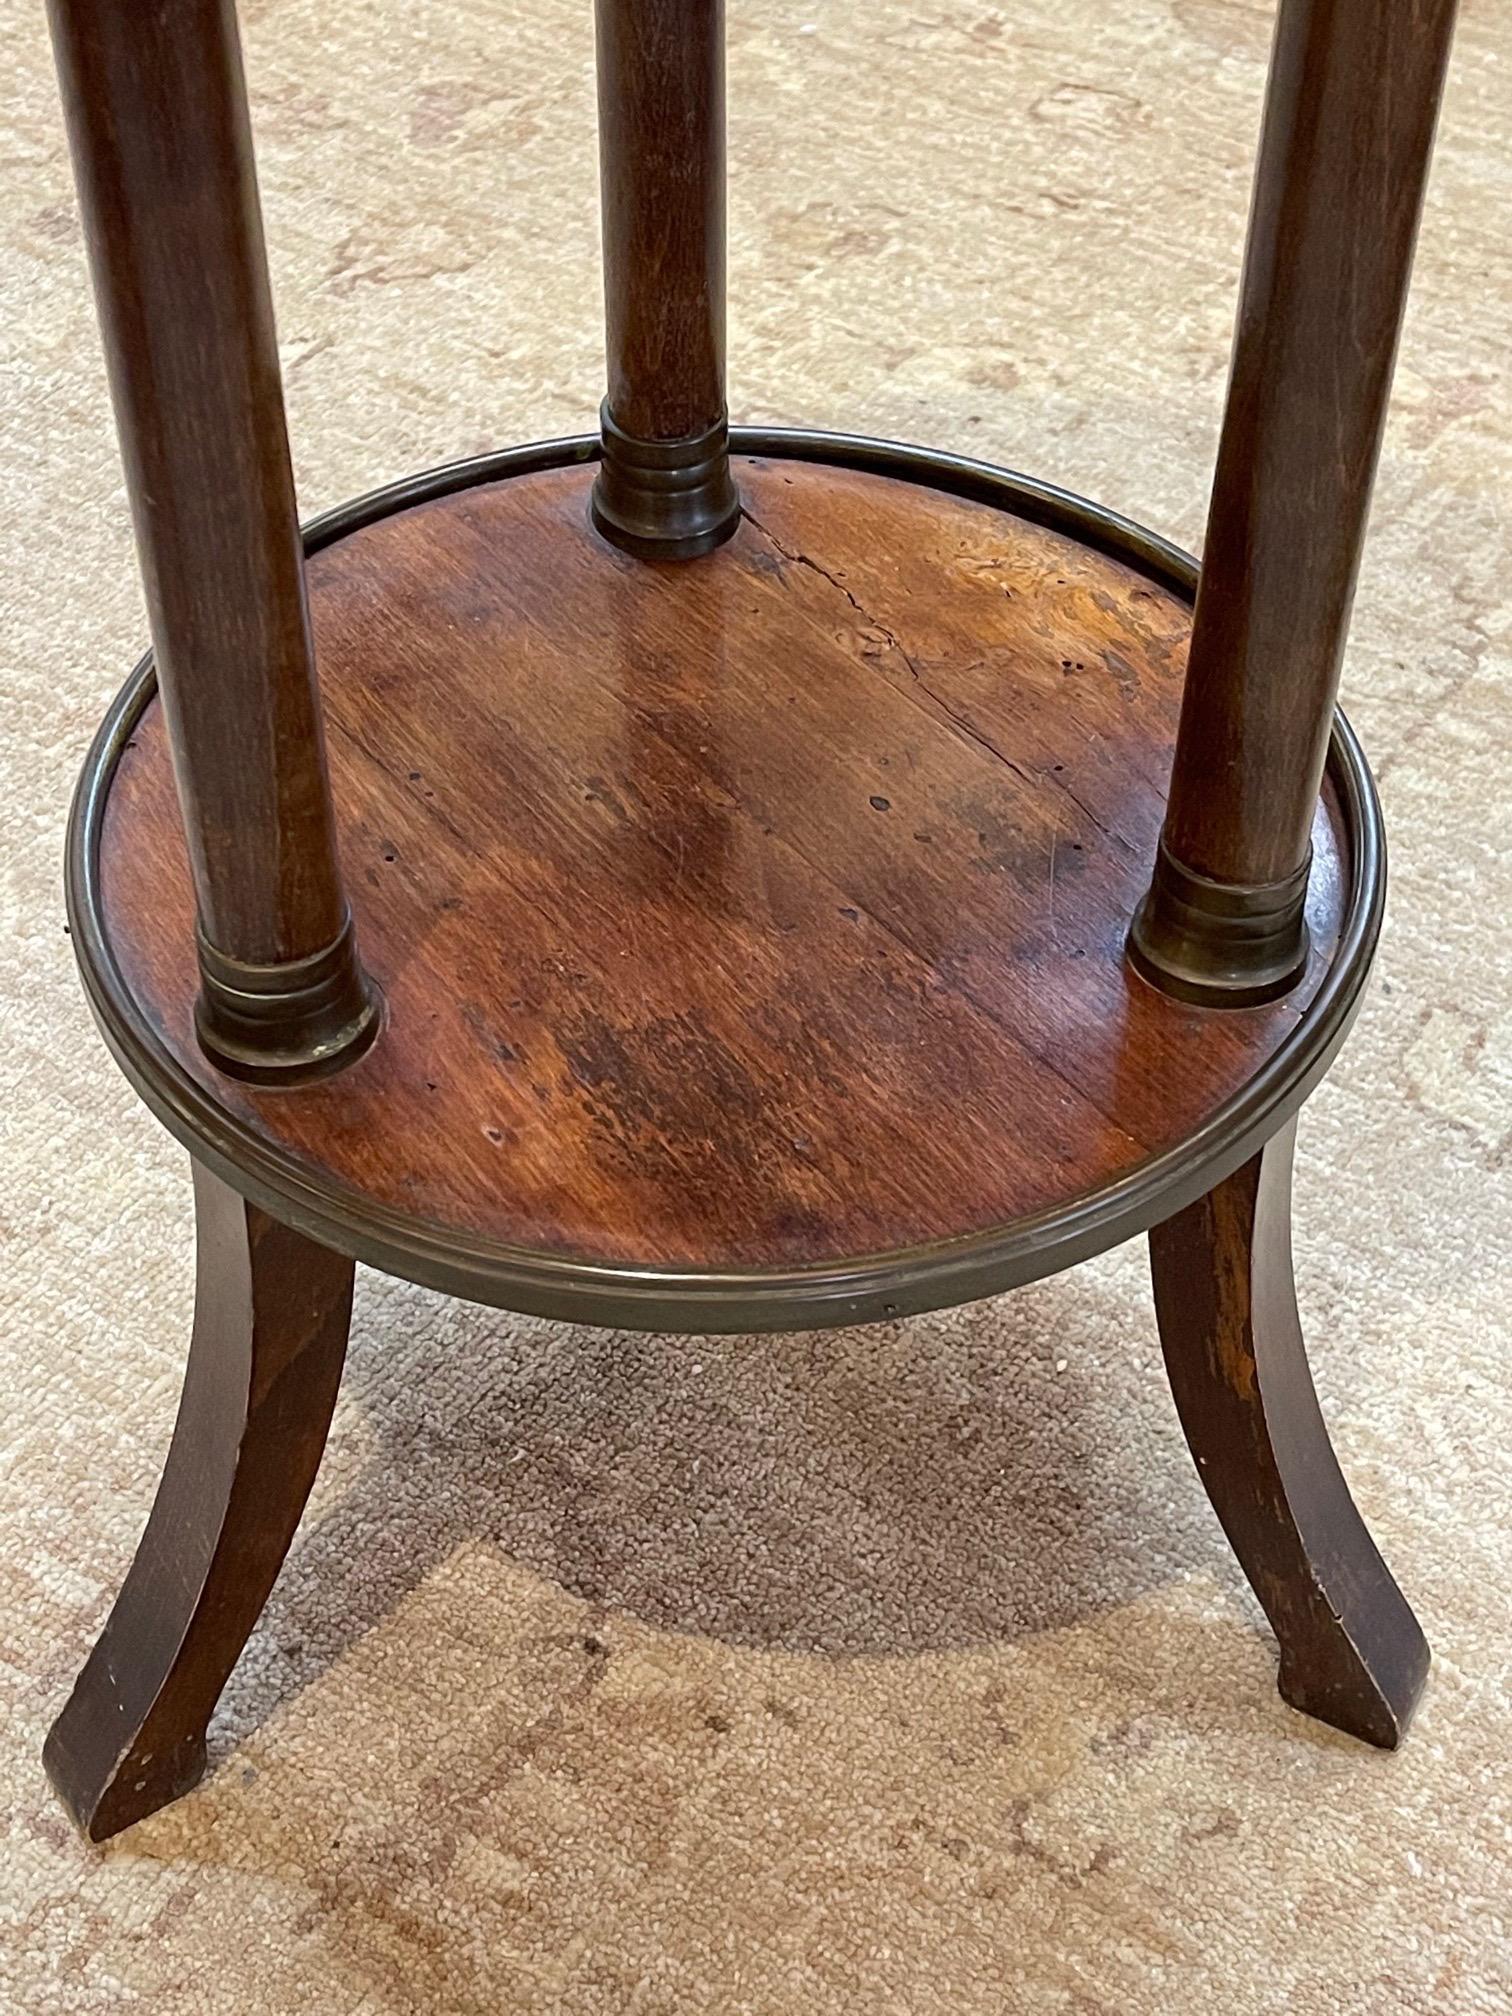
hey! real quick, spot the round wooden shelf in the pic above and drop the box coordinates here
[70,432,1381,1331]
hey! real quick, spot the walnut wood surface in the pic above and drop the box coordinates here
[1150,1120,1429,1746]
[597,0,726,445]
[1161,0,1458,893]
[45,0,353,969]
[44,1162,353,1841]
[98,458,1349,1274]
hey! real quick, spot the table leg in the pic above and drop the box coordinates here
[592,0,740,557]
[44,1162,354,1840]
[1131,0,1459,1004]
[45,0,376,1079]
[1150,1120,1429,1746]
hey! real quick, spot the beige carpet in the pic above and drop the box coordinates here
[3,0,1510,2009]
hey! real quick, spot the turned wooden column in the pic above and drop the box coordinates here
[46,0,376,1079]
[592,0,740,558]
[1130,0,1459,1005]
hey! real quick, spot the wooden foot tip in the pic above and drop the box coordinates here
[44,1717,209,1843]
[1278,1627,1431,1751]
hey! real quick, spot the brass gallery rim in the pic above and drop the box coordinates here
[66,428,1387,1333]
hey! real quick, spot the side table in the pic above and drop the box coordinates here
[41,0,1454,1840]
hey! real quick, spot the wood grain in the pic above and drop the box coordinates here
[597,0,726,445]
[45,0,352,968]
[592,0,738,555]
[98,458,1350,1273]
[1150,1119,1429,1746]
[43,1162,353,1841]
[1160,0,1458,893]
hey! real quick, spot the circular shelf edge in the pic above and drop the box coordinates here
[66,429,1385,1334]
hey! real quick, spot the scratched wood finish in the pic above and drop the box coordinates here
[45,0,351,969]
[1150,1119,1430,1746]
[44,1162,354,1841]
[1160,0,1459,893]
[98,459,1350,1272]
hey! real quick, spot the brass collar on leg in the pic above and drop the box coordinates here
[1127,842,1314,1008]
[591,403,741,560]
[194,912,380,1084]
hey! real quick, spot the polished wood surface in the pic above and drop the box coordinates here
[45,0,352,972]
[592,0,737,555]
[1147,0,1457,930]
[597,0,726,445]
[96,458,1349,1274]
[1150,1120,1430,1747]
[44,1163,353,1842]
